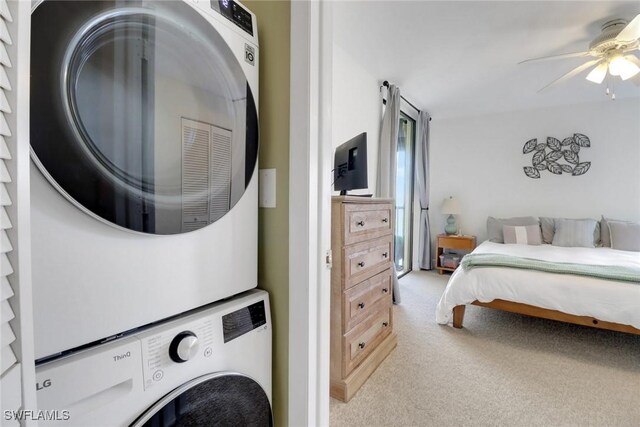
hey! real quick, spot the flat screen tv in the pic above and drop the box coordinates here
[333,132,368,195]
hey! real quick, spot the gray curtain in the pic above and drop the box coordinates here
[376,85,400,198]
[416,111,432,270]
[377,85,401,303]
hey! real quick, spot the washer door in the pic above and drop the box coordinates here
[131,373,272,427]
[31,0,258,235]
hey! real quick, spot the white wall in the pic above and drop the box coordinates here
[331,45,381,195]
[428,97,640,256]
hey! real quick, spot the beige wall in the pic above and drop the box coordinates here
[243,1,290,426]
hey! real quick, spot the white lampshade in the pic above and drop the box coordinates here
[441,196,461,215]
[609,55,640,80]
[586,62,608,84]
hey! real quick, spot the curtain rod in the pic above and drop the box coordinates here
[380,80,431,121]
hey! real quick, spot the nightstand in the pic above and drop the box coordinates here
[436,234,476,274]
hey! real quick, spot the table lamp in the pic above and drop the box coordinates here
[441,196,461,235]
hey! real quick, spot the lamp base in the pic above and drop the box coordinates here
[444,214,457,235]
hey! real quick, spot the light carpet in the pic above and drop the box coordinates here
[330,270,640,426]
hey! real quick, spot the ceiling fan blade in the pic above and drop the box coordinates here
[624,54,640,85]
[519,51,591,64]
[615,14,640,43]
[586,62,608,84]
[620,55,640,84]
[625,54,640,67]
[538,59,602,92]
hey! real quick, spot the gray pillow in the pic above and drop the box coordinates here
[540,217,555,244]
[608,220,640,252]
[503,225,542,245]
[540,217,601,245]
[487,216,539,243]
[600,216,630,248]
[551,218,597,248]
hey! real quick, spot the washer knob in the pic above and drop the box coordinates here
[169,331,199,363]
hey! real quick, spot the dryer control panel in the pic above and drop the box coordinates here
[210,0,254,36]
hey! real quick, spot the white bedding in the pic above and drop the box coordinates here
[435,241,640,328]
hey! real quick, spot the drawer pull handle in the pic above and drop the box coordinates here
[382,218,388,223]
[382,288,389,293]
[382,252,388,258]
[356,220,365,227]
[382,321,389,327]
[358,342,366,349]
[358,302,365,309]
[357,261,365,268]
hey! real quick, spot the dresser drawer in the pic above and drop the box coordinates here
[343,308,392,376]
[344,235,393,288]
[343,204,392,245]
[343,269,392,332]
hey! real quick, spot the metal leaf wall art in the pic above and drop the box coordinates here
[522,133,591,179]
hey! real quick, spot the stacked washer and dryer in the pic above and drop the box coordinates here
[29,0,270,425]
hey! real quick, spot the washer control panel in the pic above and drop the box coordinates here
[138,316,215,390]
[134,291,269,391]
[222,300,267,343]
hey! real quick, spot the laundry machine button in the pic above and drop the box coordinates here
[152,370,164,381]
[169,331,200,363]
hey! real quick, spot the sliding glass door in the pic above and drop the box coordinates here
[394,112,415,277]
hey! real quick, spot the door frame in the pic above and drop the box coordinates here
[288,1,332,425]
[396,107,417,279]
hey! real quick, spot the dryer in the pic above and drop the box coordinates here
[35,290,272,426]
[30,0,259,360]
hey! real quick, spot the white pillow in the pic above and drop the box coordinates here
[503,225,542,245]
[487,216,539,243]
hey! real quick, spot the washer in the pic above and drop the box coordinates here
[35,290,272,426]
[30,0,259,360]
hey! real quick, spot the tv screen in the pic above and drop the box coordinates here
[334,132,367,195]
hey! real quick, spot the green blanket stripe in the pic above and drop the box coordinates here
[461,253,640,284]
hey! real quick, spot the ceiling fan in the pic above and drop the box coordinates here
[520,13,640,97]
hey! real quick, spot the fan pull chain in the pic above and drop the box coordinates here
[604,74,616,100]
[611,77,616,100]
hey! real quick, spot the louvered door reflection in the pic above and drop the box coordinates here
[181,118,232,232]
[209,127,231,223]
[182,119,211,232]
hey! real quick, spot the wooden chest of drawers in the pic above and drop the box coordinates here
[330,196,398,402]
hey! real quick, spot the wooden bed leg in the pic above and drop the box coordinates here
[453,305,466,329]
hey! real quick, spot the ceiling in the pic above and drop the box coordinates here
[333,1,640,120]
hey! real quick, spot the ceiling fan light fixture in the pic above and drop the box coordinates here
[608,55,639,79]
[586,62,608,83]
[619,62,640,80]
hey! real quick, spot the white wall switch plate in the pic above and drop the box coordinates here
[259,169,276,208]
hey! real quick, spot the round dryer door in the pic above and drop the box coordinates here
[131,373,273,427]
[31,0,259,235]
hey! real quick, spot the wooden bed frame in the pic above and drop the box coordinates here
[452,299,640,335]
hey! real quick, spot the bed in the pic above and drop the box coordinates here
[435,241,640,335]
